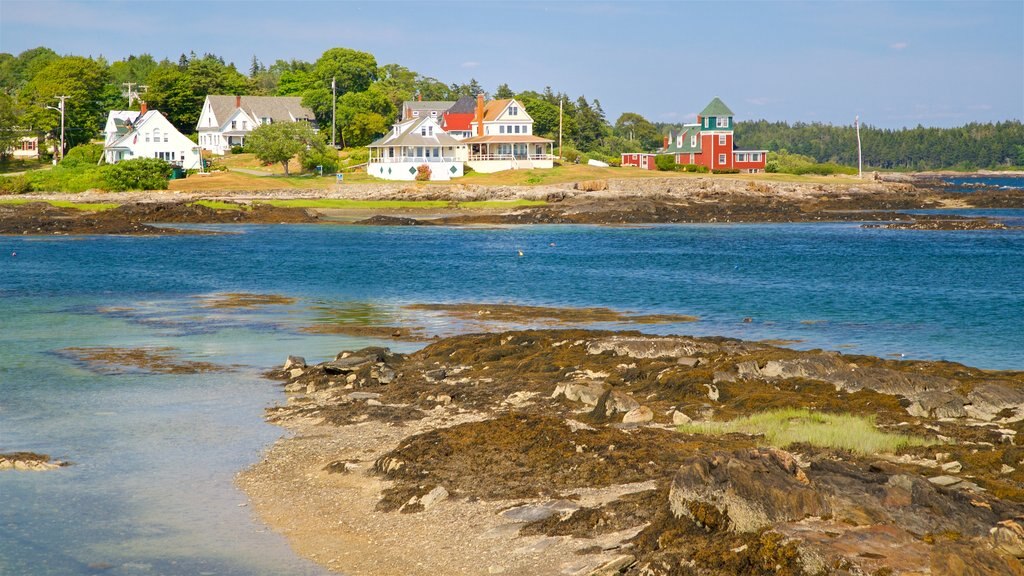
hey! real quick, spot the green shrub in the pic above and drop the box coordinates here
[679,163,709,173]
[712,168,740,174]
[23,163,108,192]
[61,143,104,167]
[342,147,369,166]
[0,174,33,193]
[560,146,583,163]
[415,164,431,181]
[655,154,676,171]
[104,157,172,191]
[230,145,245,154]
[300,144,339,173]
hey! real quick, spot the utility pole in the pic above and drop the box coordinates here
[331,76,337,148]
[123,82,136,105]
[46,96,68,163]
[558,97,563,160]
[855,115,863,179]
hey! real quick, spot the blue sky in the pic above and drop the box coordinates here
[2,0,1021,128]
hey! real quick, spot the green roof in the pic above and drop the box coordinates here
[700,97,734,118]
[662,125,702,154]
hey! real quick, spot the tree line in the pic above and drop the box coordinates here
[1,45,1021,170]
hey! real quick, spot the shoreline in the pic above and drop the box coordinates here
[237,328,1024,576]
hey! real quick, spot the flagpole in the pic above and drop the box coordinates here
[331,76,337,148]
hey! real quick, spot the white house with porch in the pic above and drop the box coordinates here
[196,95,315,155]
[463,95,554,173]
[102,103,201,169]
[367,116,468,181]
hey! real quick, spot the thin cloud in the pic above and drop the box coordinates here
[461,61,480,69]
[746,97,770,106]
[889,42,909,50]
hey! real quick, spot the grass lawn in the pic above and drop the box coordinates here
[0,158,51,174]
[0,199,119,211]
[678,408,931,455]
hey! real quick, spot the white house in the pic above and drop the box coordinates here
[463,95,554,173]
[7,135,39,160]
[367,116,468,181]
[102,103,201,170]
[196,95,315,155]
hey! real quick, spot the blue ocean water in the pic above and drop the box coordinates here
[1,221,1023,574]
[939,174,1024,192]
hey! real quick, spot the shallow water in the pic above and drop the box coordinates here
[1,221,1022,574]
[939,174,1024,192]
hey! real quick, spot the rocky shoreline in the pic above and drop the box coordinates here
[2,176,1021,234]
[240,329,1024,575]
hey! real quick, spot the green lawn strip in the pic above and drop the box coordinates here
[0,199,120,211]
[678,408,931,455]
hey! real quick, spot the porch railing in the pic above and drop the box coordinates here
[467,154,556,161]
[370,156,458,163]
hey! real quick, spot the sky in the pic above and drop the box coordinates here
[1,0,1022,129]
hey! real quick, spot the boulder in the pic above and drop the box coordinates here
[672,410,692,425]
[586,335,732,359]
[419,485,449,509]
[991,518,1024,558]
[283,355,306,370]
[560,381,607,406]
[622,406,654,424]
[966,383,1024,422]
[670,449,829,532]
[424,368,447,381]
[585,554,635,576]
[323,355,373,374]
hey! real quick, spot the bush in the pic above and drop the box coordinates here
[712,168,740,174]
[104,157,172,191]
[679,163,709,173]
[300,144,339,174]
[341,147,369,166]
[61,143,104,167]
[230,145,245,154]
[0,174,32,193]
[415,164,431,181]
[655,154,676,171]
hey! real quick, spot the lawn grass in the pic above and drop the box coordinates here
[678,408,931,455]
[0,199,120,211]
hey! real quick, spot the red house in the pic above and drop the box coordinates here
[621,153,657,170]
[661,97,767,173]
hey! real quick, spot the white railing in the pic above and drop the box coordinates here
[468,153,556,161]
[370,156,458,163]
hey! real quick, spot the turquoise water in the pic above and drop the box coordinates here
[2,222,1023,574]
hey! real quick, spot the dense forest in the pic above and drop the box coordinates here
[1,45,1021,170]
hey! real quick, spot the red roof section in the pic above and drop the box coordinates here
[443,112,473,131]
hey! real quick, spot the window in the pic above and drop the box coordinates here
[145,133,150,143]
[499,125,505,134]
[704,117,709,128]
[716,116,728,128]
[208,117,213,126]
[242,121,247,130]
[737,153,746,162]
[164,134,169,142]
[690,136,697,148]
[430,111,437,117]
[718,154,726,165]
[514,125,520,134]
[509,106,518,116]
[718,134,726,146]
[523,125,530,134]
[677,136,683,148]
[752,153,761,162]
[421,126,427,136]
[231,120,237,129]
[413,111,419,117]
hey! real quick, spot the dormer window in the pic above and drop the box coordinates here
[413,111,420,117]
[677,136,683,148]
[716,116,729,128]
[691,136,697,147]
[430,111,437,117]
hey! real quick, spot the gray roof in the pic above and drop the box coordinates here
[447,95,476,114]
[205,95,314,128]
[402,100,456,112]
[369,116,465,148]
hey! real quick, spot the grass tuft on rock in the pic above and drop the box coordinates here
[679,408,931,454]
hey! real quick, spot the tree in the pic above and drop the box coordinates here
[145,55,252,133]
[312,47,378,96]
[245,121,317,175]
[336,85,395,146]
[104,157,172,191]
[614,112,660,151]
[0,93,21,159]
[20,56,109,148]
[516,94,559,138]
[0,46,58,93]
[494,83,514,99]
[107,54,158,87]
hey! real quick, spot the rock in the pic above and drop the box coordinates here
[283,355,306,370]
[376,366,396,384]
[704,384,719,402]
[346,392,381,401]
[586,335,730,359]
[966,383,1024,421]
[672,410,692,425]
[560,381,607,406]
[419,486,449,509]
[283,381,304,393]
[1001,464,1016,475]
[288,368,305,379]
[366,399,382,406]
[501,499,579,522]
[677,356,700,367]
[323,355,373,374]
[435,394,452,406]
[991,518,1024,558]
[928,475,962,488]
[0,452,67,471]
[670,449,829,532]
[622,406,654,424]
[586,554,635,576]
[424,368,447,381]
[940,461,963,473]
[503,391,538,407]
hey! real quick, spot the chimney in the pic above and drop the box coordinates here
[475,93,484,137]
[140,101,148,115]
[417,92,422,102]
[235,95,242,108]
[663,135,669,149]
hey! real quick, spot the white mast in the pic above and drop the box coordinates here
[856,115,863,179]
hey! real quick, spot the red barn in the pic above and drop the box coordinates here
[661,98,767,173]
[620,153,657,170]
